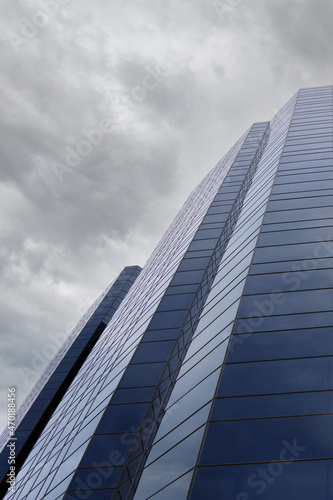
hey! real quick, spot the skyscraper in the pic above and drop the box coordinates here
[1,85,333,499]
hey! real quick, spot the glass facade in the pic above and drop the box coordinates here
[1,85,333,499]
[0,266,142,494]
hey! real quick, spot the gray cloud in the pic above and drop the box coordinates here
[1,0,333,429]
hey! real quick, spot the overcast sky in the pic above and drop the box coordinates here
[1,0,333,430]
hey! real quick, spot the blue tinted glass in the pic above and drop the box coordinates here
[272,180,333,193]
[146,470,193,499]
[111,387,155,404]
[213,391,333,420]
[165,284,199,295]
[243,269,333,294]
[264,206,333,223]
[218,357,333,396]
[228,327,333,362]
[170,269,204,284]
[235,311,333,333]
[239,289,333,317]
[257,226,332,246]
[156,293,195,311]
[70,466,122,489]
[281,151,333,162]
[119,363,164,388]
[278,158,333,169]
[200,415,333,464]
[253,241,328,263]
[285,134,332,145]
[65,490,115,500]
[188,238,218,251]
[80,435,129,467]
[96,403,147,433]
[149,310,187,329]
[204,214,229,224]
[142,329,179,341]
[30,399,49,412]
[177,257,210,271]
[207,205,232,215]
[130,341,174,363]
[191,461,333,500]
[194,228,225,239]
[133,427,205,499]
[274,170,333,183]
[216,188,238,196]
[250,257,333,274]
[146,404,210,465]
[16,418,38,431]
[268,195,332,210]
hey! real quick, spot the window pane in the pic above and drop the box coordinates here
[239,289,333,317]
[228,327,333,362]
[200,415,333,464]
[244,269,333,294]
[96,403,148,434]
[253,242,332,263]
[190,461,333,500]
[218,357,333,397]
[257,226,332,246]
[212,391,333,420]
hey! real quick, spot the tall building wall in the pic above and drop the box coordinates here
[2,85,333,499]
[0,266,142,494]
[189,85,333,499]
